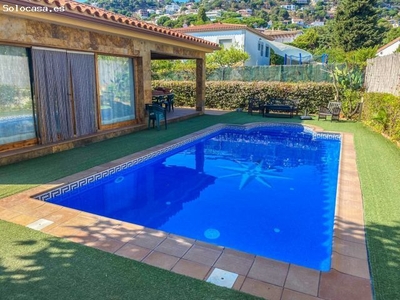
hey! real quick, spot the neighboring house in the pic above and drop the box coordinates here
[0,0,218,162]
[291,18,305,26]
[165,3,180,15]
[174,24,312,66]
[377,37,400,56]
[262,30,303,43]
[237,9,252,17]
[174,23,273,66]
[206,10,222,21]
[280,4,296,11]
[137,9,149,18]
[310,21,325,27]
[296,0,308,4]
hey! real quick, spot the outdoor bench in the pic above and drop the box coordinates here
[262,98,299,118]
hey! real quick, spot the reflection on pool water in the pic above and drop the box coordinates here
[38,124,341,271]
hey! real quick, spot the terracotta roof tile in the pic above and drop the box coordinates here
[13,0,218,49]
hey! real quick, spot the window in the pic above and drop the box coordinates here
[0,45,36,146]
[218,39,233,48]
[265,46,270,57]
[260,43,264,57]
[98,55,135,125]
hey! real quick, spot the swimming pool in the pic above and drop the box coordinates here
[36,123,341,271]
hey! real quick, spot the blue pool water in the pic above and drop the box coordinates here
[43,124,341,271]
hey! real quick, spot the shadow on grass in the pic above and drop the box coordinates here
[0,220,260,300]
[365,221,400,300]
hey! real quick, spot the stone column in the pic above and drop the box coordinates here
[196,56,206,114]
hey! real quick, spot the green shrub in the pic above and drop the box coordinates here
[153,80,336,114]
[363,92,400,142]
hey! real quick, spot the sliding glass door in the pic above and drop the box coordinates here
[0,46,36,146]
[98,55,135,126]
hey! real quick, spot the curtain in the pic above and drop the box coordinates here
[0,46,36,145]
[98,55,135,125]
[68,52,97,136]
[32,48,73,144]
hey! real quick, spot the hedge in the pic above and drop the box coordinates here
[153,80,336,114]
[363,92,400,143]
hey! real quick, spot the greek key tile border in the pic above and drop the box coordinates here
[35,123,341,201]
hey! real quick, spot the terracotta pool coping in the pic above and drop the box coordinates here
[0,124,373,300]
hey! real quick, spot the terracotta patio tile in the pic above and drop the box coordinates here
[9,199,44,213]
[284,265,320,296]
[114,243,152,261]
[29,202,63,218]
[281,289,323,300]
[240,277,283,300]
[194,240,224,251]
[214,251,254,276]
[223,248,255,260]
[247,256,289,286]
[142,251,180,270]
[48,225,98,244]
[333,237,368,259]
[85,237,125,253]
[10,214,39,226]
[0,208,22,221]
[129,230,167,249]
[155,236,193,257]
[41,207,81,231]
[319,269,372,300]
[0,196,27,209]
[61,214,98,227]
[183,244,222,266]
[331,252,370,279]
[172,259,211,280]
[232,274,246,291]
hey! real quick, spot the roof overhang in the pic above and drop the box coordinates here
[0,0,219,54]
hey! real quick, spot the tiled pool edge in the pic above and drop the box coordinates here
[0,124,373,300]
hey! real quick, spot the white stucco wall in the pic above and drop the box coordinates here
[377,41,400,56]
[182,29,271,66]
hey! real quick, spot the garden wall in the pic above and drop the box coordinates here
[364,54,400,96]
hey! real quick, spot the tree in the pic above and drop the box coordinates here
[333,0,384,51]
[207,47,250,68]
[382,27,400,44]
[196,6,208,24]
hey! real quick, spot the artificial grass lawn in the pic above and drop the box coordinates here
[1,111,400,300]
[0,220,260,300]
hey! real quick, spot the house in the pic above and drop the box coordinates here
[0,0,218,162]
[174,24,312,66]
[165,3,180,15]
[237,9,252,17]
[280,4,296,11]
[205,10,222,21]
[262,30,303,43]
[137,9,149,18]
[377,37,400,56]
[310,21,325,27]
[291,18,305,26]
[174,23,274,66]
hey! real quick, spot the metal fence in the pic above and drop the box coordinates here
[153,64,336,83]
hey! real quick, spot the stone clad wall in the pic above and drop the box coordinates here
[0,14,139,56]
